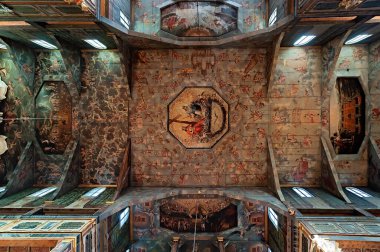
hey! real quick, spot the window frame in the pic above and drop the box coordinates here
[268,207,278,229]
[30,187,56,197]
[346,187,372,198]
[119,207,130,228]
[268,7,277,27]
[292,187,314,198]
[83,187,106,198]
[120,11,130,30]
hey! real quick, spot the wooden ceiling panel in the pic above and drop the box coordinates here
[0,23,118,49]
[298,0,380,17]
[0,1,95,21]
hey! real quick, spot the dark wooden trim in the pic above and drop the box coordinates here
[267,137,286,202]
[267,31,284,95]
[113,139,131,200]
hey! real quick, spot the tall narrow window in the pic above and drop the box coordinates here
[346,187,372,197]
[268,207,278,229]
[120,11,130,29]
[83,187,106,198]
[30,187,56,197]
[119,207,130,228]
[268,8,277,26]
[292,187,313,198]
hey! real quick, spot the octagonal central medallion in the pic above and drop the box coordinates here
[168,87,229,149]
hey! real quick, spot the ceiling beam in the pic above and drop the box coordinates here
[320,138,351,203]
[113,139,131,201]
[300,16,357,23]
[267,32,284,95]
[111,34,131,98]
[0,1,77,5]
[267,137,286,202]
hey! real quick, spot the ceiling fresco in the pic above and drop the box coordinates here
[160,197,237,233]
[132,195,267,251]
[330,77,365,154]
[35,81,72,154]
[161,1,238,37]
[168,87,229,149]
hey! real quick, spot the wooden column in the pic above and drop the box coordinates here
[217,237,225,252]
[267,32,284,95]
[171,236,180,252]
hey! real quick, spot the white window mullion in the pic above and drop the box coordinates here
[346,187,371,197]
[268,207,278,229]
[293,187,313,198]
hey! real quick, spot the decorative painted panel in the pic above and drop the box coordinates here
[160,197,237,232]
[161,1,238,37]
[132,196,265,252]
[168,87,228,148]
[133,0,266,36]
[331,45,369,186]
[330,78,365,154]
[303,220,380,235]
[33,48,80,185]
[35,81,72,154]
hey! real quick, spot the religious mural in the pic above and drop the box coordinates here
[329,45,369,186]
[36,81,72,154]
[132,196,266,251]
[33,49,81,186]
[330,77,365,154]
[161,1,238,37]
[134,0,265,36]
[168,87,229,148]
[160,198,237,232]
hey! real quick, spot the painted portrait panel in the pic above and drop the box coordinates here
[168,87,229,149]
[330,78,365,154]
[35,81,72,154]
[160,197,237,233]
[161,1,238,37]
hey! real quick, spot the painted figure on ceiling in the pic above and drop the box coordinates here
[292,157,309,182]
[169,92,227,146]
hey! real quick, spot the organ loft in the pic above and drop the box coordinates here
[0,0,380,251]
